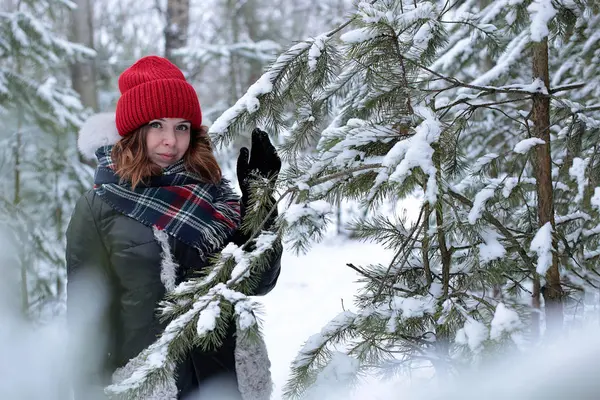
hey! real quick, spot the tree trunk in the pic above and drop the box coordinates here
[70,0,98,112]
[227,0,241,104]
[165,0,190,69]
[241,0,265,86]
[14,107,28,314]
[531,38,563,336]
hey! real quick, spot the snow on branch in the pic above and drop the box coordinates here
[513,137,545,154]
[176,40,282,63]
[568,157,589,203]
[357,0,437,27]
[456,319,488,353]
[530,222,554,275]
[527,0,557,42]
[555,211,591,225]
[369,106,442,205]
[479,228,507,263]
[107,199,282,397]
[225,232,279,285]
[208,40,312,143]
[468,184,498,225]
[106,283,262,397]
[592,188,600,212]
[308,34,329,72]
[470,31,530,87]
[317,118,397,171]
[490,303,522,340]
[283,201,332,254]
[292,311,358,370]
[472,153,499,174]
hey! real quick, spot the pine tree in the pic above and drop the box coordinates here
[206,0,600,395]
[0,0,94,317]
[427,0,600,336]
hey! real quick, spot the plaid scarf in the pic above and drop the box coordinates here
[93,145,240,257]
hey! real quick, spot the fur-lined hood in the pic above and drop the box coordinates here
[78,112,120,160]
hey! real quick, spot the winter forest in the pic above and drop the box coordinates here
[2,0,600,398]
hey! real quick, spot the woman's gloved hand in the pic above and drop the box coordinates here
[235,129,283,295]
[236,128,281,205]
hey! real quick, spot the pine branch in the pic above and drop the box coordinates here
[445,189,534,269]
[405,55,552,97]
[550,82,585,94]
[373,205,425,300]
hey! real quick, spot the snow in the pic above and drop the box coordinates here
[500,77,548,94]
[10,15,29,47]
[431,37,472,71]
[292,310,357,369]
[234,300,258,331]
[413,22,433,49]
[513,137,545,154]
[470,32,530,87]
[223,243,251,283]
[468,185,496,224]
[582,30,600,54]
[530,222,554,275]
[390,295,436,319]
[308,35,328,72]
[340,27,378,44]
[306,351,360,400]
[456,319,488,352]
[528,0,557,42]
[284,200,332,225]
[592,187,600,212]
[480,0,510,24]
[472,153,499,173]
[568,157,589,202]
[317,119,395,173]
[490,303,521,340]
[226,232,278,284]
[371,107,441,205]
[505,9,518,26]
[479,228,506,263]
[253,232,278,254]
[196,300,221,336]
[2,231,600,399]
[583,223,600,239]
[555,211,591,224]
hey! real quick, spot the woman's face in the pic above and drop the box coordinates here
[146,118,192,168]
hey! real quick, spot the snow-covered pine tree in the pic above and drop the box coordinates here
[0,0,94,317]
[102,0,600,397]
[428,0,600,336]
[205,1,539,393]
[203,0,598,395]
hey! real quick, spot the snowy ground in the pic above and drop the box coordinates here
[259,237,394,399]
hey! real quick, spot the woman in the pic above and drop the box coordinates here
[66,56,282,400]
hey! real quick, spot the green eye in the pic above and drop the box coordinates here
[176,125,190,131]
[149,121,161,128]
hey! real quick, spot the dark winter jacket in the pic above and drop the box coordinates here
[66,189,281,399]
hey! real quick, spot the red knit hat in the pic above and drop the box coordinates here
[115,55,202,136]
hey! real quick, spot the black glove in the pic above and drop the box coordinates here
[236,128,281,205]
